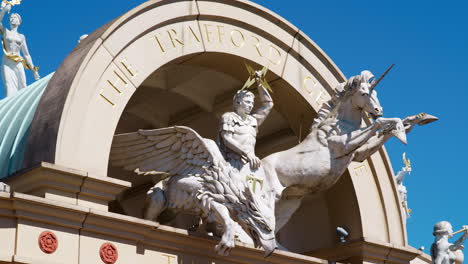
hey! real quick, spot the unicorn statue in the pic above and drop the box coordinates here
[263,67,437,232]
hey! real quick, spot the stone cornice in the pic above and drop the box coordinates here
[5,162,131,210]
[415,252,432,263]
[307,237,422,264]
[0,191,326,264]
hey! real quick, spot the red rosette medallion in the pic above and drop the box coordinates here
[38,231,58,254]
[99,242,118,264]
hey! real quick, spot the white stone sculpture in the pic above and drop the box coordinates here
[110,67,438,256]
[110,70,276,256]
[0,182,9,192]
[431,221,468,264]
[0,1,39,97]
[395,152,412,218]
[218,70,273,171]
[78,34,88,43]
[262,68,438,233]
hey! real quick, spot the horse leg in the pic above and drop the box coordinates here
[353,133,393,162]
[330,117,400,158]
[330,128,377,158]
[353,116,421,162]
[274,197,304,233]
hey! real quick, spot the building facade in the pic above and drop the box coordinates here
[0,1,431,263]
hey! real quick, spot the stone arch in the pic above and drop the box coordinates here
[22,0,408,255]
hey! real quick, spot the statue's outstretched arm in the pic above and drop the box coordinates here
[20,37,39,80]
[450,228,468,251]
[0,2,11,33]
[252,73,273,126]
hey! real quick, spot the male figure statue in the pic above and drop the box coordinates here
[431,221,468,264]
[218,71,273,172]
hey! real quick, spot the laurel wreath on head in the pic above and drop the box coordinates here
[3,0,22,6]
[241,62,273,93]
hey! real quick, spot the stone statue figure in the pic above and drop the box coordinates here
[110,69,277,257]
[110,66,437,256]
[261,68,438,233]
[218,70,273,171]
[395,152,412,218]
[0,1,39,97]
[431,221,468,264]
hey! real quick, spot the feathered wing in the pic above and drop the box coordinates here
[110,126,224,177]
[111,126,276,249]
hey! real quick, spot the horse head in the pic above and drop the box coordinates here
[348,70,383,119]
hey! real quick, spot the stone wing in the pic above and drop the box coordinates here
[110,126,224,176]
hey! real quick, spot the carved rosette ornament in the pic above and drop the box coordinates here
[38,231,58,254]
[99,242,118,264]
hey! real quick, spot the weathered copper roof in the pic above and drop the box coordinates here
[0,73,53,178]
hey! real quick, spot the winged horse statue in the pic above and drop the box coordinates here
[109,66,437,256]
[262,67,437,232]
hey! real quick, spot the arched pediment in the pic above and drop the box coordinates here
[16,0,409,257]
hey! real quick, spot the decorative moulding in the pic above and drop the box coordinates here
[5,162,131,210]
[307,237,421,264]
[38,231,58,254]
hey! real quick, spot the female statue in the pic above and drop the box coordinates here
[0,1,39,97]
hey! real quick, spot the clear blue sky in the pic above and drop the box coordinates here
[2,0,467,252]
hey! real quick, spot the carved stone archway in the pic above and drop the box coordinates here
[20,0,410,259]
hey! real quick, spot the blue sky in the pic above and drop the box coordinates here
[2,0,467,252]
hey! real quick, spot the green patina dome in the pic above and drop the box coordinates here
[0,73,53,179]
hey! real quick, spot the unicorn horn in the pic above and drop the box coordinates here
[370,64,395,91]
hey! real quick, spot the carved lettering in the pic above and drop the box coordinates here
[315,90,327,106]
[268,45,282,65]
[251,35,262,57]
[147,23,285,67]
[204,24,214,42]
[354,164,368,177]
[150,34,166,53]
[99,91,115,107]
[120,58,138,78]
[107,70,127,93]
[168,29,184,48]
[303,76,318,94]
[230,29,245,48]
[188,25,201,43]
[99,70,129,107]
[161,254,177,264]
[216,25,225,43]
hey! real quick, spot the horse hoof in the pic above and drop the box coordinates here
[416,113,438,125]
[404,113,438,126]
